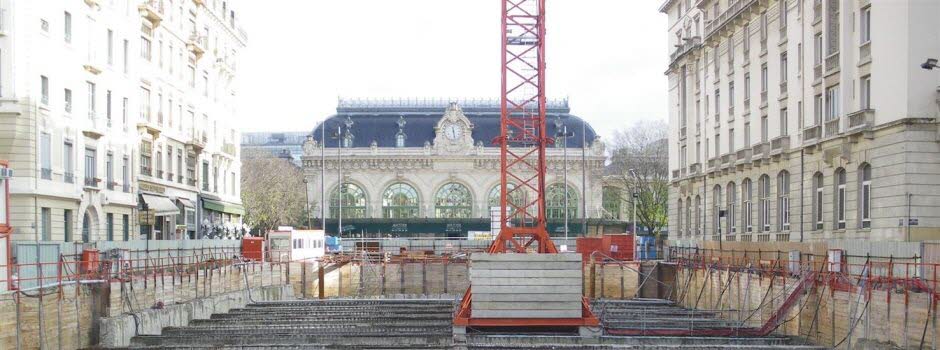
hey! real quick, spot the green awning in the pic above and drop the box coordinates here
[202,199,245,216]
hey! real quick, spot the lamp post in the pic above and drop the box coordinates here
[333,116,354,238]
[320,121,326,231]
[302,178,311,228]
[555,117,573,241]
[629,168,638,235]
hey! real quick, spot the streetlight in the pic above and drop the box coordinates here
[302,178,311,228]
[629,168,639,235]
[332,116,354,238]
[555,117,573,241]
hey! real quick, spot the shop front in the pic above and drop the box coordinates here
[198,195,246,239]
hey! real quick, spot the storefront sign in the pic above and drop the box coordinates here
[139,182,166,194]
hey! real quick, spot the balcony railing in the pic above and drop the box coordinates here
[222,142,237,157]
[140,166,152,177]
[187,178,198,187]
[813,64,822,80]
[156,170,164,179]
[760,91,768,105]
[704,0,759,39]
[64,172,74,184]
[679,126,687,139]
[770,135,791,155]
[803,125,822,144]
[779,81,787,96]
[824,118,840,137]
[123,183,131,193]
[41,168,52,180]
[706,158,717,171]
[84,177,99,188]
[187,34,207,60]
[106,181,116,190]
[669,37,702,65]
[735,148,752,164]
[825,52,840,74]
[672,169,681,179]
[139,0,164,27]
[720,153,735,166]
[751,142,769,159]
[860,42,871,62]
[178,175,184,183]
[813,0,822,23]
[847,109,875,132]
[689,162,702,175]
[168,172,175,182]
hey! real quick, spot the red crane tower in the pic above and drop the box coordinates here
[453,0,598,328]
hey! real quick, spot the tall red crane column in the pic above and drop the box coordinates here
[453,0,597,328]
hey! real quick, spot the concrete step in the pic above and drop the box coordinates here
[131,334,454,347]
[160,325,452,337]
[466,335,804,346]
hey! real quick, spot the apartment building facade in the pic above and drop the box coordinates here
[662,0,940,244]
[0,0,246,243]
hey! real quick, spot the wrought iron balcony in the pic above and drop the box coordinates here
[704,0,759,40]
[222,142,237,157]
[803,125,822,145]
[813,64,822,81]
[107,181,116,190]
[672,169,681,179]
[770,135,791,155]
[64,172,74,184]
[40,168,52,180]
[140,166,152,177]
[847,109,875,133]
[84,177,99,188]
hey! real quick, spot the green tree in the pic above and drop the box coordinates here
[607,120,669,238]
[240,150,306,235]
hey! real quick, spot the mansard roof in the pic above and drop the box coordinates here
[311,98,598,148]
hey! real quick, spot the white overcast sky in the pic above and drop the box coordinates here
[235,0,668,140]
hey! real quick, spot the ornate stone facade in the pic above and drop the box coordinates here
[301,99,612,237]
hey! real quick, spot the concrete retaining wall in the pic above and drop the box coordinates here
[98,284,293,348]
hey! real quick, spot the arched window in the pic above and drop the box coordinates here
[741,178,753,232]
[813,172,824,230]
[677,199,684,236]
[726,182,736,234]
[330,183,367,219]
[546,183,578,220]
[694,195,702,236]
[395,132,406,148]
[834,168,846,229]
[685,196,692,236]
[382,183,419,218]
[777,171,790,231]
[712,185,722,236]
[488,183,530,220]
[758,175,771,232]
[602,186,622,220]
[435,183,473,218]
[859,163,872,229]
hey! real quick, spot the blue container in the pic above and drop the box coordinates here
[635,236,657,260]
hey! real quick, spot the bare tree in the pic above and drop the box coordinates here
[607,120,669,238]
[240,149,306,235]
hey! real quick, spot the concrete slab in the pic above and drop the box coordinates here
[471,269,583,278]
[472,253,582,262]
[473,309,583,318]
[474,285,582,294]
[473,277,583,286]
[473,301,582,310]
[473,293,584,302]
[472,262,582,270]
